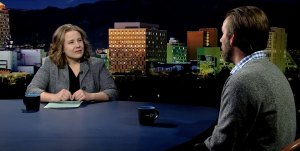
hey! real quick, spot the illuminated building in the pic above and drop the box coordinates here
[285,51,298,70]
[0,2,11,49]
[108,22,167,73]
[187,28,218,61]
[265,27,287,72]
[93,48,109,69]
[167,37,187,63]
[197,47,221,76]
[199,28,218,47]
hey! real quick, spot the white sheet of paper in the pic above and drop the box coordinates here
[44,101,83,108]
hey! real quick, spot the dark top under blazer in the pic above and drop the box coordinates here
[25,56,118,101]
[68,64,80,95]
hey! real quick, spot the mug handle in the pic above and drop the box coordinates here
[154,109,159,120]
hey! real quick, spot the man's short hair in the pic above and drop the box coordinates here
[225,6,269,55]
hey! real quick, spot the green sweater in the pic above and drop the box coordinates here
[205,58,296,151]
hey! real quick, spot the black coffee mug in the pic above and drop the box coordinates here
[23,94,40,111]
[138,106,159,125]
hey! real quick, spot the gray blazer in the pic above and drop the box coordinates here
[25,56,118,101]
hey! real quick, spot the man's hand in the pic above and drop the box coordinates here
[53,89,72,101]
[71,89,92,101]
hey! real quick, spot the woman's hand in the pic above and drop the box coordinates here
[71,89,92,101]
[53,89,72,101]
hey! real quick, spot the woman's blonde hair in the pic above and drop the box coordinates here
[48,24,90,68]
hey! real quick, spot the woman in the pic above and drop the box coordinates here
[25,24,118,102]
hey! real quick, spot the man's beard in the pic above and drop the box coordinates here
[222,39,232,63]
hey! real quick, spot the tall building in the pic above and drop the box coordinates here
[199,28,218,47]
[265,27,287,72]
[108,22,167,74]
[167,37,187,63]
[187,31,203,61]
[0,2,11,49]
[187,28,218,61]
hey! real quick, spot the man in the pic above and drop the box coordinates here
[202,6,296,151]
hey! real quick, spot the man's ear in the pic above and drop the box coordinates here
[230,34,236,46]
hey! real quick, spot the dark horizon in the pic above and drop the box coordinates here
[2,0,300,10]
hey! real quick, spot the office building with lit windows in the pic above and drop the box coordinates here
[199,28,218,47]
[187,28,218,61]
[0,2,11,49]
[167,37,187,63]
[108,22,167,74]
[265,27,287,73]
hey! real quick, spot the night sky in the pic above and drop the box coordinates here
[2,0,300,50]
[0,0,116,10]
[1,0,300,10]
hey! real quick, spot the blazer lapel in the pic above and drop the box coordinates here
[60,65,69,83]
[80,61,89,86]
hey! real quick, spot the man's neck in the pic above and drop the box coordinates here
[232,47,247,65]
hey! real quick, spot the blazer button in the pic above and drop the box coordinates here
[82,86,86,90]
